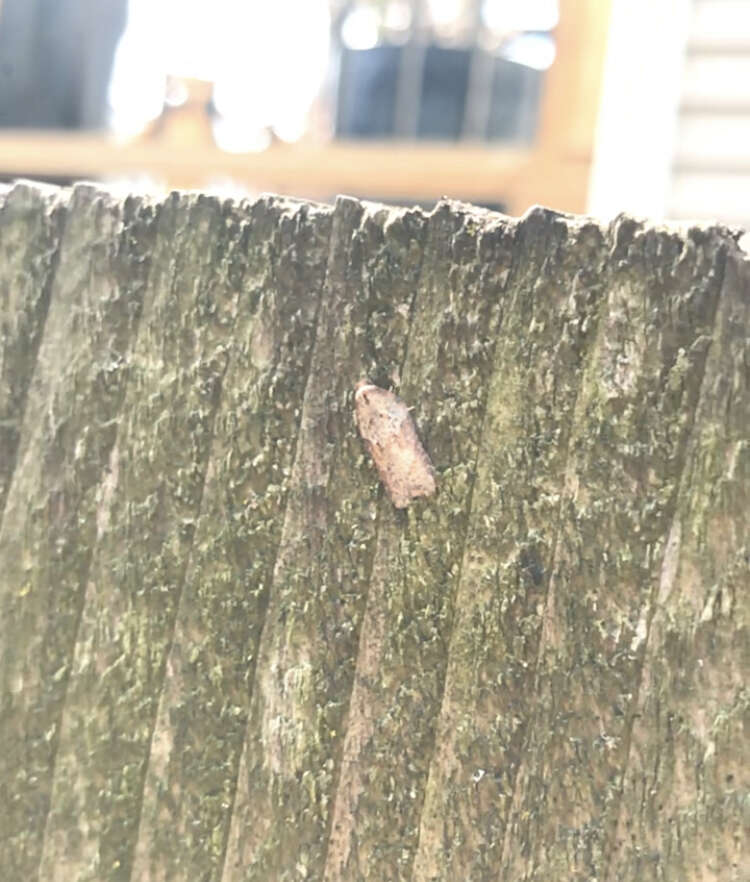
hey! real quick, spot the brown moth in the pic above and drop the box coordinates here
[354,379,437,509]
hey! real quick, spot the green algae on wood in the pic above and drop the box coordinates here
[221,196,427,882]
[0,183,67,517]
[325,202,513,882]
[499,218,728,880]
[0,185,156,880]
[38,193,244,882]
[413,207,609,881]
[0,183,746,882]
[608,246,749,881]
[130,196,332,882]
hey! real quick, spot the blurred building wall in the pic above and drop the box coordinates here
[589,0,750,230]
[0,0,127,129]
[668,0,750,228]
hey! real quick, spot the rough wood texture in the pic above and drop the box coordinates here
[0,182,747,882]
[0,182,66,517]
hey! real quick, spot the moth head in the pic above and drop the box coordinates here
[355,378,377,405]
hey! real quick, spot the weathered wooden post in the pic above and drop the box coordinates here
[0,183,746,881]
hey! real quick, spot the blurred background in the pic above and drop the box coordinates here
[0,0,747,226]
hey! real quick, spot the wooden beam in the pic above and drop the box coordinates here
[0,131,536,204]
[513,0,613,214]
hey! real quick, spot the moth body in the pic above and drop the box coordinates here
[354,380,436,509]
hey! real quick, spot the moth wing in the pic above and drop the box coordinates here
[375,413,436,508]
[355,381,436,508]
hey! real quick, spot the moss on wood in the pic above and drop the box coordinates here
[0,185,746,882]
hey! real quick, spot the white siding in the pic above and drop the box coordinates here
[675,113,750,167]
[587,0,692,219]
[688,0,750,48]
[681,53,750,110]
[668,0,750,228]
[671,171,750,225]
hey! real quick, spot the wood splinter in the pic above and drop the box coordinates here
[354,379,437,509]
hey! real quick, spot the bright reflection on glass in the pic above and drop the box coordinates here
[164,79,189,108]
[212,116,273,154]
[500,32,556,70]
[482,0,559,34]
[383,0,412,32]
[427,0,464,29]
[212,0,330,146]
[341,5,381,50]
[109,0,330,144]
[108,14,166,137]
